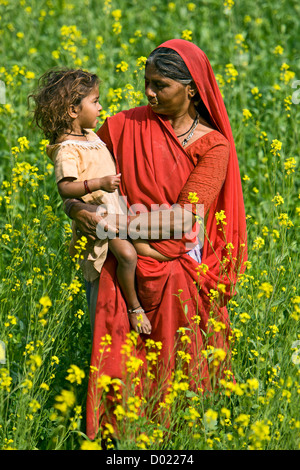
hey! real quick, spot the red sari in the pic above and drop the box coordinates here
[86,40,247,440]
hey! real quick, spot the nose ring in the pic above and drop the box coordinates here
[149,97,158,106]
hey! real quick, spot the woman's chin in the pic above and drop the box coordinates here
[149,103,166,115]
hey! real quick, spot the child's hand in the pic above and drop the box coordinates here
[100,174,121,192]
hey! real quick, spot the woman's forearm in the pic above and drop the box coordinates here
[128,206,196,240]
[64,198,87,219]
[64,199,196,242]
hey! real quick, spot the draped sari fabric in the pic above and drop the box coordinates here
[86,40,247,440]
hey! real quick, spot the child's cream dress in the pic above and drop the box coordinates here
[47,129,123,282]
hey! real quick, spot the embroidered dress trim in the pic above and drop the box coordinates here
[57,139,107,150]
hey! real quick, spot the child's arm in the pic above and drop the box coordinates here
[57,174,121,199]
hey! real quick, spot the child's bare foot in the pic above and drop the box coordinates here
[128,306,152,335]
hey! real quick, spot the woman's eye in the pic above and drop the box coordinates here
[155,81,166,90]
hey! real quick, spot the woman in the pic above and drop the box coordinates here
[67,39,247,441]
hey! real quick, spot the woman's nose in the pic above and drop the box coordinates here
[145,84,156,98]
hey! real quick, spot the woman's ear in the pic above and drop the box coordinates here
[187,82,197,99]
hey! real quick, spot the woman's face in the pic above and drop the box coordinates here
[144,63,195,118]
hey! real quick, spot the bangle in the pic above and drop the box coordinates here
[84,180,92,194]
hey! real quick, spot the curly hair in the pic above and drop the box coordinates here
[28,68,100,144]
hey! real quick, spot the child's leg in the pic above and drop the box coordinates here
[108,238,152,335]
[109,238,139,308]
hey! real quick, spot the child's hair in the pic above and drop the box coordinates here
[29,68,100,144]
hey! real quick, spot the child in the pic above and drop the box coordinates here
[29,68,151,335]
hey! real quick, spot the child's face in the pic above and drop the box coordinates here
[75,86,102,130]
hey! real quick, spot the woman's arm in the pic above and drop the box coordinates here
[177,139,230,215]
[64,199,120,240]
[127,206,196,240]
[65,199,195,242]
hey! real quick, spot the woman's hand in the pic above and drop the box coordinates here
[65,199,119,242]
